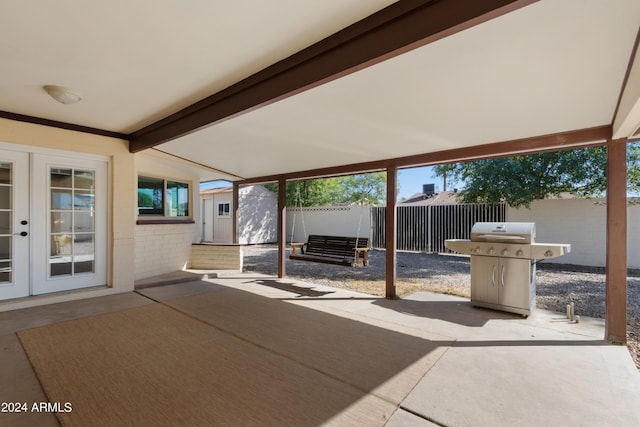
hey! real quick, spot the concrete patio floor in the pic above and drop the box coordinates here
[2,271,640,426]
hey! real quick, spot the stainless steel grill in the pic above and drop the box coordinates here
[445,222,571,316]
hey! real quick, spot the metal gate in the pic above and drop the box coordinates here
[371,204,506,253]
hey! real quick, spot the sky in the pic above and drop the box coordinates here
[200,165,448,201]
[397,166,441,200]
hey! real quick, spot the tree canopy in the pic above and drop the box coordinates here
[265,172,387,207]
[434,144,640,208]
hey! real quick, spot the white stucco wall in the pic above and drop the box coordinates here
[508,198,640,268]
[238,186,277,244]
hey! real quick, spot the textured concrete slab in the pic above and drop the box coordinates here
[386,408,439,426]
[3,273,640,427]
[208,277,640,427]
[400,339,640,426]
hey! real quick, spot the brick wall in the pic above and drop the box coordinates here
[190,244,243,270]
[134,223,196,280]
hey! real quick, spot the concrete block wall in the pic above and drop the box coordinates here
[287,206,372,243]
[189,244,243,270]
[283,199,640,268]
[134,223,196,280]
[508,198,640,268]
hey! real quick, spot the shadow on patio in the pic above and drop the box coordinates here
[2,274,640,426]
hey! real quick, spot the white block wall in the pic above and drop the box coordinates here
[134,223,196,280]
[508,198,640,268]
[190,244,243,270]
[283,199,640,268]
[287,206,372,243]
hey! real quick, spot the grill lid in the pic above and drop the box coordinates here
[470,222,536,244]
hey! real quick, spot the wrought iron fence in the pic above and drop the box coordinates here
[371,203,506,253]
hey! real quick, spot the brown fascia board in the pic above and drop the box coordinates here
[128,0,537,152]
[0,110,128,140]
[238,125,612,185]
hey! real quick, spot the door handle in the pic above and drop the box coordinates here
[491,265,496,287]
[501,265,505,287]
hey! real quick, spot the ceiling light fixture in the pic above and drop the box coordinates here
[43,85,82,105]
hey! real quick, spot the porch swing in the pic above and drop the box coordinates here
[289,183,370,267]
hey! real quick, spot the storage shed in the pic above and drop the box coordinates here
[201,185,277,244]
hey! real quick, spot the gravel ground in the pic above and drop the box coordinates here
[242,244,640,370]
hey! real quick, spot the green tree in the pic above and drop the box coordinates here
[138,191,153,208]
[264,179,340,207]
[288,179,341,207]
[434,144,640,208]
[334,173,386,205]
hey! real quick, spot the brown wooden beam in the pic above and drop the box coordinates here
[605,138,628,343]
[277,178,287,278]
[232,182,239,244]
[398,125,611,168]
[0,110,128,140]
[239,125,611,186]
[129,0,536,152]
[385,164,398,299]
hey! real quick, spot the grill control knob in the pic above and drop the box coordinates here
[544,250,553,257]
[516,249,523,257]
[501,248,508,256]
[473,247,481,254]
[487,247,495,255]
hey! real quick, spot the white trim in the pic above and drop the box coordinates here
[0,140,109,163]
[217,202,231,217]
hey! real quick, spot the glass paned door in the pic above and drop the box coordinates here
[0,150,29,300]
[0,163,13,283]
[32,154,107,295]
[49,168,96,277]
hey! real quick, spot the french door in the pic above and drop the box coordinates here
[0,151,29,299]
[0,147,107,301]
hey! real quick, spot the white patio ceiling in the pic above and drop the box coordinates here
[2,0,640,182]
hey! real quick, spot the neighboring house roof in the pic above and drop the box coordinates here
[400,191,460,205]
[399,191,593,206]
[201,186,233,196]
[200,185,277,197]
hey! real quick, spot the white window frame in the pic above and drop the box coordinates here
[217,202,231,217]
